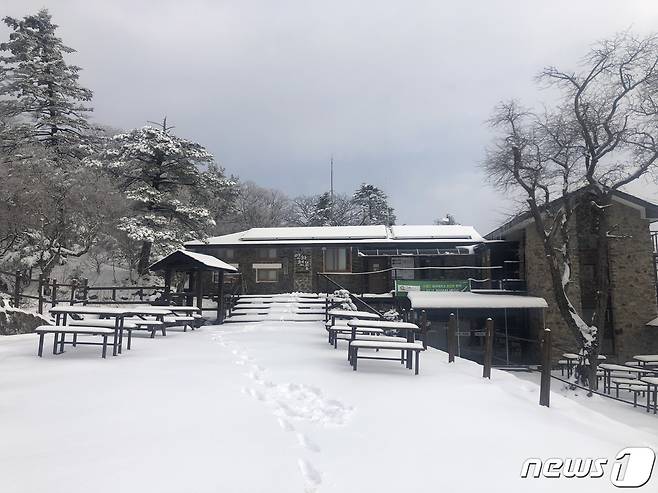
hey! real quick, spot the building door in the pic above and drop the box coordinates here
[365,258,390,294]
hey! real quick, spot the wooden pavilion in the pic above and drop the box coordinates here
[149,249,239,323]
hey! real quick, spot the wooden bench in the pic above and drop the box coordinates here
[68,319,137,351]
[349,340,426,375]
[163,316,196,331]
[125,318,166,338]
[36,325,117,358]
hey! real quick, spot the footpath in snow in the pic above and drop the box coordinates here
[0,320,657,493]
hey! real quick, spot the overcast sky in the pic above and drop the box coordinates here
[3,1,658,233]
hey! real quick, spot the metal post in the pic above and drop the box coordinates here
[483,318,494,378]
[540,328,552,407]
[448,312,456,363]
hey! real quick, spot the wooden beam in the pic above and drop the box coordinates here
[217,271,225,323]
[196,270,204,311]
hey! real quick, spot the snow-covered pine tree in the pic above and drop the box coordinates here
[352,183,396,226]
[194,163,239,232]
[101,119,216,274]
[0,9,93,155]
[0,9,104,277]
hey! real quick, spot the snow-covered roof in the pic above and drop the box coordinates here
[390,225,484,242]
[242,225,388,241]
[149,249,239,272]
[407,291,548,309]
[185,225,485,247]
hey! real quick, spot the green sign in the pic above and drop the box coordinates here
[395,279,469,296]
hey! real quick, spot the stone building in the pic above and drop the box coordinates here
[184,225,486,296]
[486,189,658,361]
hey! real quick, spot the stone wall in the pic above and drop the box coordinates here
[522,200,658,361]
[606,202,658,360]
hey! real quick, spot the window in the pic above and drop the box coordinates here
[258,248,277,259]
[253,263,282,283]
[256,268,279,283]
[325,247,350,272]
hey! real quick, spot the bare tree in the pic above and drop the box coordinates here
[227,182,291,230]
[485,31,658,391]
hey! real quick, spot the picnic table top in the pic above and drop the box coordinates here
[641,377,658,385]
[599,363,655,373]
[68,319,137,329]
[126,307,175,316]
[156,306,201,313]
[562,353,606,360]
[350,340,424,349]
[633,355,658,363]
[50,306,131,315]
[347,320,420,330]
[327,309,380,319]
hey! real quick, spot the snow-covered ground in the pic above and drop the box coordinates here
[1,320,657,492]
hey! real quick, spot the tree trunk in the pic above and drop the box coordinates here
[137,241,152,275]
[581,194,610,391]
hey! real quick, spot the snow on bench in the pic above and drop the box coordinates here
[163,316,197,331]
[35,325,117,358]
[348,340,426,375]
[325,324,384,346]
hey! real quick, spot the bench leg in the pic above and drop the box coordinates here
[72,333,77,347]
[112,330,118,357]
[102,335,108,359]
[415,351,420,375]
[353,347,358,371]
[38,333,45,357]
[59,332,65,354]
[127,329,132,350]
[52,332,59,355]
[162,326,167,336]
[401,349,405,364]
[118,328,124,354]
[150,328,156,339]
[406,349,412,370]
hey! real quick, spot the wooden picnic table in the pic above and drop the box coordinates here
[633,355,658,366]
[346,320,422,342]
[327,310,380,328]
[50,306,133,355]
[155,306,202,314]
[599,363,657,394]
[640,377,658,414]
[347,319,425,371]
[560,353,606,378]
